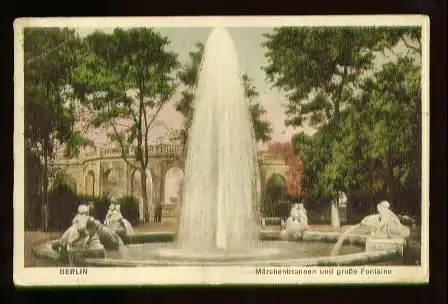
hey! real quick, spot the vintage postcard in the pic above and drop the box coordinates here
[14,15,429,286]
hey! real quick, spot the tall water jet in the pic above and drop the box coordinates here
[176,27,260,253]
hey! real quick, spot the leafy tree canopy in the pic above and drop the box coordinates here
[262,27,421,129]
[265,27,422,215]
[70,28,179,222]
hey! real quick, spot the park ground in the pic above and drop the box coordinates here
[23,217,421,267]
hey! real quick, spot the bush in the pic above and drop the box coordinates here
[116,195,140,226]
[25,149,42,230]
[277,200,291,219]
[42,188,141,231]
[79,195,109,222]
[47,184,80,231]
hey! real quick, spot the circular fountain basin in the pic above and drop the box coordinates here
[33,230,403,267]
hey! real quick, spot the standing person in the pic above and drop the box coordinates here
[159,204,163,222]
[155,204,163,223]
[153,204,158,222]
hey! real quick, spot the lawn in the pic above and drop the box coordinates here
[24,231,61,267]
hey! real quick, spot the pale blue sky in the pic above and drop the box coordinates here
[77,27,276,98]
[76,27,301,147]
[74,27,415,148]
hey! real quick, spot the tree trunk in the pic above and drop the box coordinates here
[141,166,149,223]
[41,140,49,231]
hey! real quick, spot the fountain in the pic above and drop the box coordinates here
[330,201,411,257]
[177,26,260,252]
[33,27,409,267]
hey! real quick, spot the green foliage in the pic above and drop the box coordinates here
[279,27,422,215]
[262,26,421,129]
[24,28,91,155]
[47,188,141,231]
[47,185,111,232]
[116,196,141,226]
[24,28,91,229]
[175,42,272,146]
[71,28,179,157]
[71,28,179,222]
[47,184,80,231]
[263,174,287,216]
[80,195,110,220]
[243,73,273,143]
[293,55,421,214]
[25,148,42,229]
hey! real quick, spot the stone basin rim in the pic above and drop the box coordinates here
[32,230,402,267]
[34,238,399,266]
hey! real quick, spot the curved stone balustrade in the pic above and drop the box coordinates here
[52,143,289,202]
[55,144,283,163]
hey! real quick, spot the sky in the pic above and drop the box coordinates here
[74,27,417,150]
[75,27,311,149]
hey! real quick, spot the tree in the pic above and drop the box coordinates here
[175,42,272,148]
[288,28,422,217]
[24,28,90,230]
[267,141,304,199]
[362,56,421,214]
[262,27,420,130]
[242,74,273,143]
[71,28,179,222]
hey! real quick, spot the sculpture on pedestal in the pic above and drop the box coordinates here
[361,201,411,239]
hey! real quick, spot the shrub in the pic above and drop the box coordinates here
[277,200,291,219]
[79,195,109,222]
[47,184,80,231]
[116,195,140,226]
[25,149,42,230]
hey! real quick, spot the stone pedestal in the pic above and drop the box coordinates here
[365,238,407,256]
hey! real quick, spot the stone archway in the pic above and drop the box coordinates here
[102,168,121,199]
[164,167,184,205]
[131,168,153,221]
[54,170,78,194]
[163,167,184,218]
[84,170,95,196]
[263,173,287,217]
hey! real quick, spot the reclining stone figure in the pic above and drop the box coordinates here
[54,204,125,264]
[361,201,411,239]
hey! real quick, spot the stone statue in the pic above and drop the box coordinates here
[54,203,131,265]
[330,193,342,228]
[281,203,309,241]
[59,205,90,250]
[361,201,410,239]
[104,203,135,240]
[114,204,136,237]
[57,205,106,264]
[104,203,115,226]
